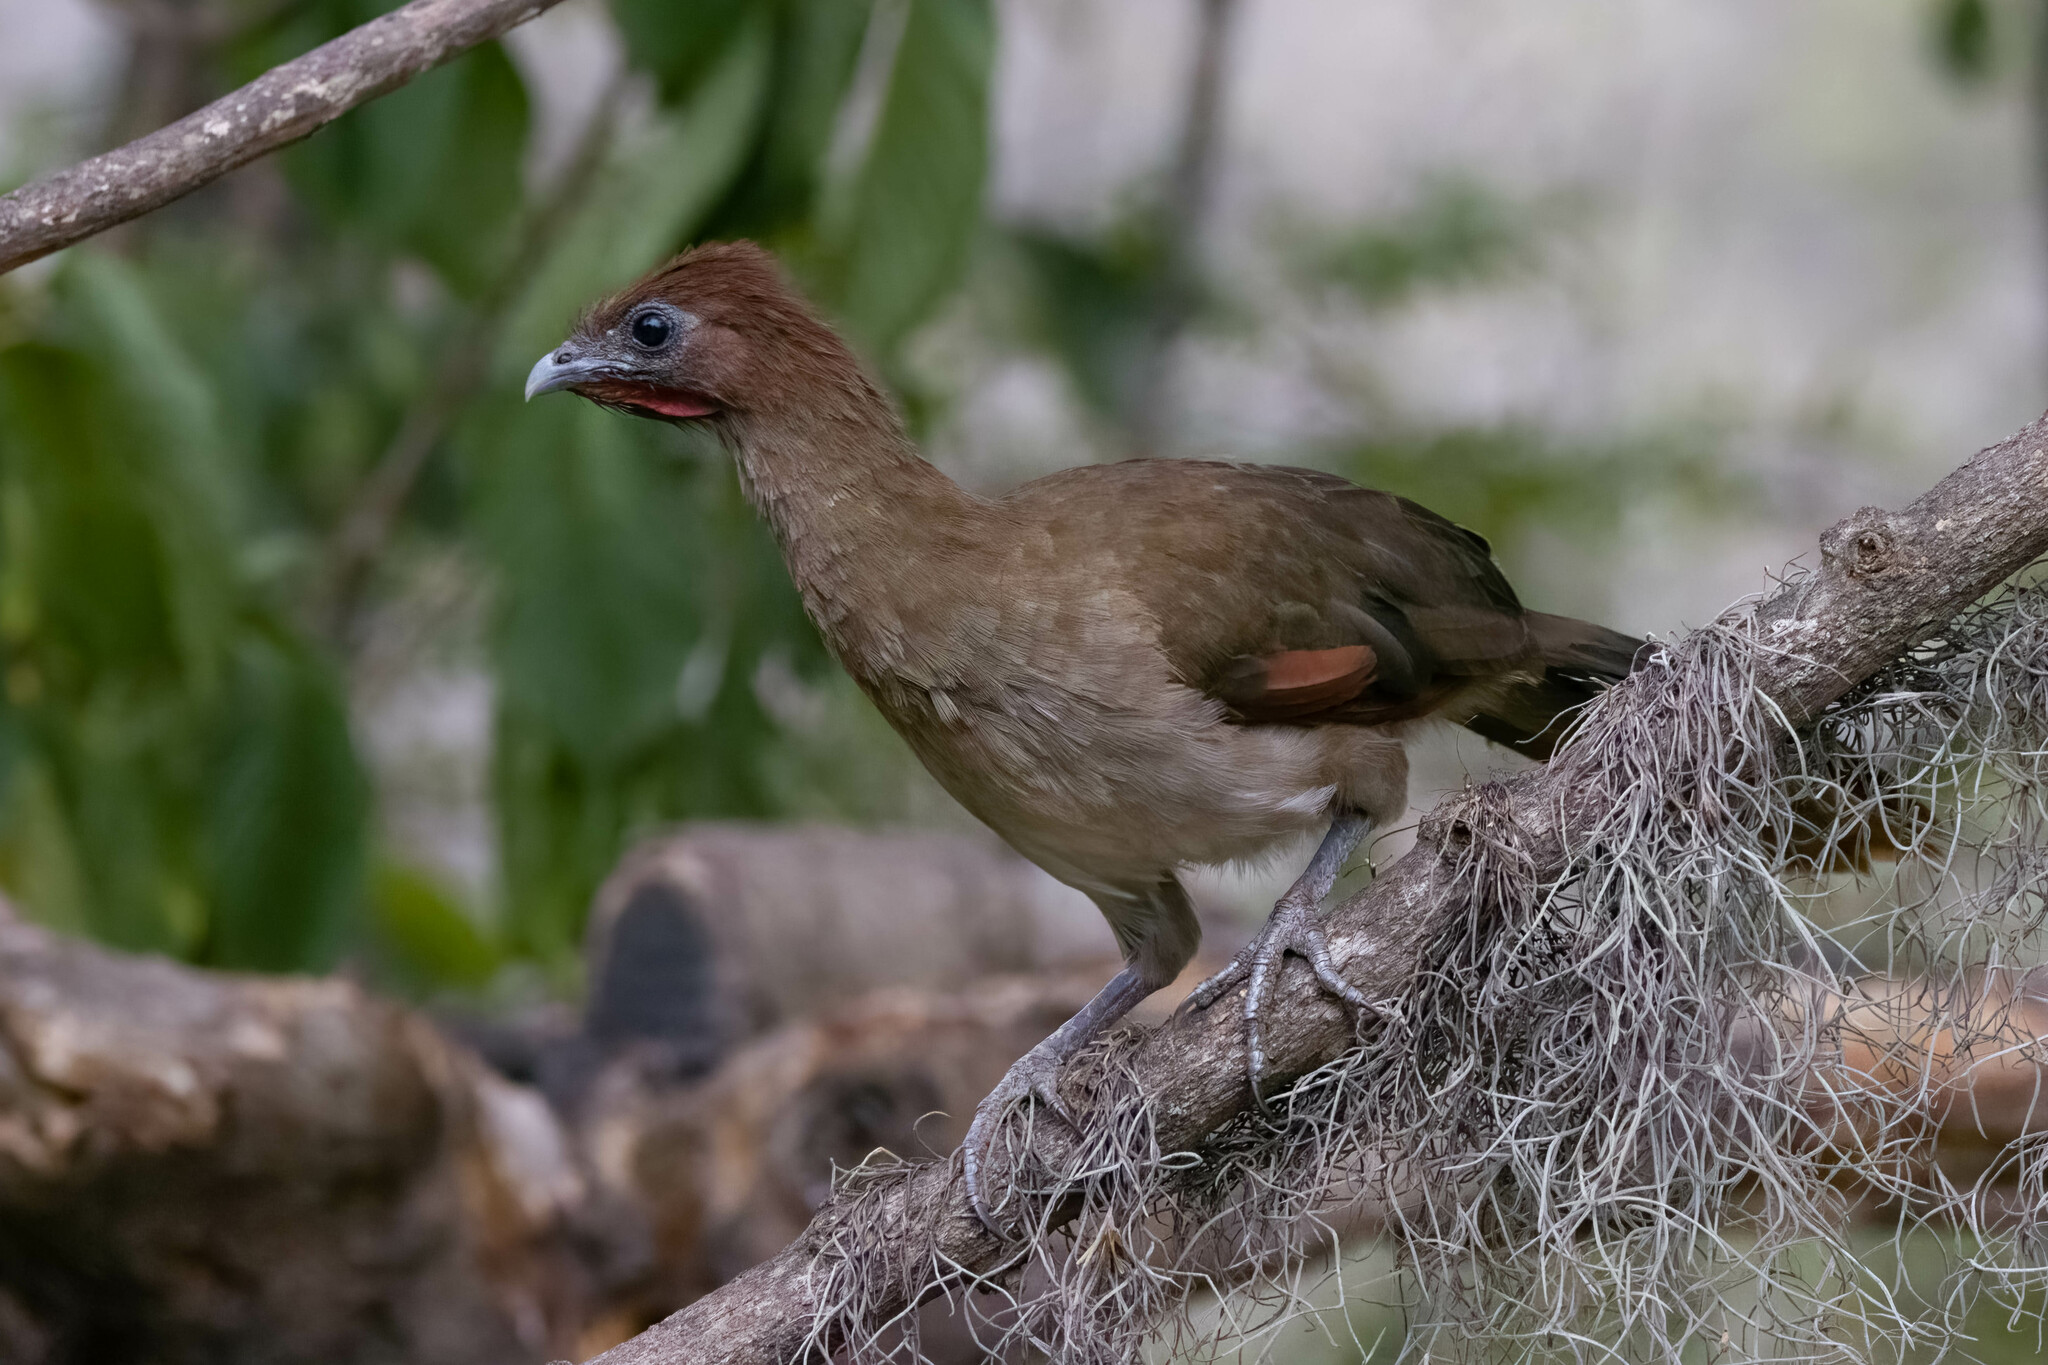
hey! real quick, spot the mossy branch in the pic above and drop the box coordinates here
[585,413,2048,1365]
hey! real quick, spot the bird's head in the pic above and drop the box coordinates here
[524,240,849,424]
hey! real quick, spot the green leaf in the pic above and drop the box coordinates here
[609,0,759,104]
[281,41,531,295]
[1007,221,1168,421]
[468,398,705,768]
[60,257,231,511]
[813,0,993,354]
[369,861,500,991]
[55,257,240,684]
[501,20,773,373]
[0,342,189,682]
[1315,178,1536,310]
[0,263,251,955]
[709,0,878,237]
[0,253,372,971]
[200,635,368,971]
[0,755,93,939]
[31,713,188,955]
[1931,0,1995,85]
[491,705,629,963]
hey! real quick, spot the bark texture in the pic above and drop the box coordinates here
[0,0,565,275]
[587,416,2048,1365]
[0,825,1149,1364]
[578,972,1141,1360]
[0,841,2045,1361]
[0,900,595,1365]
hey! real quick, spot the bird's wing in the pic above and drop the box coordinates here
[1005,459,1540,727]
[1209,644,1381,722]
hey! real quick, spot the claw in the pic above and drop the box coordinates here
[1185,893,1386,1096]
[959,965,1156,1234]
[962,1046,1077,1236]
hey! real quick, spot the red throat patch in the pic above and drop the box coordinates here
[585,380,718,420]
[632,392,719,419]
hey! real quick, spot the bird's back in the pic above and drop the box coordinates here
[997,457,1639,755]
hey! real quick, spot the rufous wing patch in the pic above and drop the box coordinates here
[1214,644,1378,721]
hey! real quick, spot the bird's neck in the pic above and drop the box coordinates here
[724,403,988,675]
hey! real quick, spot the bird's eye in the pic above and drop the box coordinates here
[630,311,672,349]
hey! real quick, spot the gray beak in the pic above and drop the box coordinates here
[524,345,617,401]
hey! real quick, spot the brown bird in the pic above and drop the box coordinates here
[525,242,1642,1226]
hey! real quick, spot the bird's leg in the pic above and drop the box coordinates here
[962,965,1156,1235]
[1186,808,1377,1089]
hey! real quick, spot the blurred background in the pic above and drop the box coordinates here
[1,0,2047,1361]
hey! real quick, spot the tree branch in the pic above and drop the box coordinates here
[585,413,2048,1365]
[1127,0,1239,455]
[0,0,566,275]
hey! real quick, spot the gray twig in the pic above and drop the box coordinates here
[0,0,567,275]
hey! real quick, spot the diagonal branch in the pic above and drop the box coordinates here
[0,0,567,275]
[584,413,2048,1365]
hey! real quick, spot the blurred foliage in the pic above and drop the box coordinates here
[1007,216,1171,426]
[0,0,993,986]
[998,176,1725,576]
[0,256,367,970]
[1922,0,2048,89]
[1334,425,1735,570]
[1931,0,1998,85]
[1312,177,1541,310]
[1000,176,1559,435]
[369,861,500,992]
[612,0,994,356]
[280,31,532,295]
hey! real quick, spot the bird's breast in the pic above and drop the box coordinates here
[869,663,1353,886]
[819,572,1384,882]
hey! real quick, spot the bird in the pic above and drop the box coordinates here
[525,241,1644,1229]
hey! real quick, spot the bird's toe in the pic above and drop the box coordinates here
[1183,952,1254,1013]
[1195,895,1391,1094]
[962,1047,1078,1236]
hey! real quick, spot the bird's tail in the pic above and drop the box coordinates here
[1455,612,1647,762]
[1453,616,1932,872]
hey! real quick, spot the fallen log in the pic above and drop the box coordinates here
[447,824,1118,1113]
[0,899,595,1365]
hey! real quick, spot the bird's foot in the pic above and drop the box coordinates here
[962,1043,1076,1237]
[1184,893,1389,1094]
